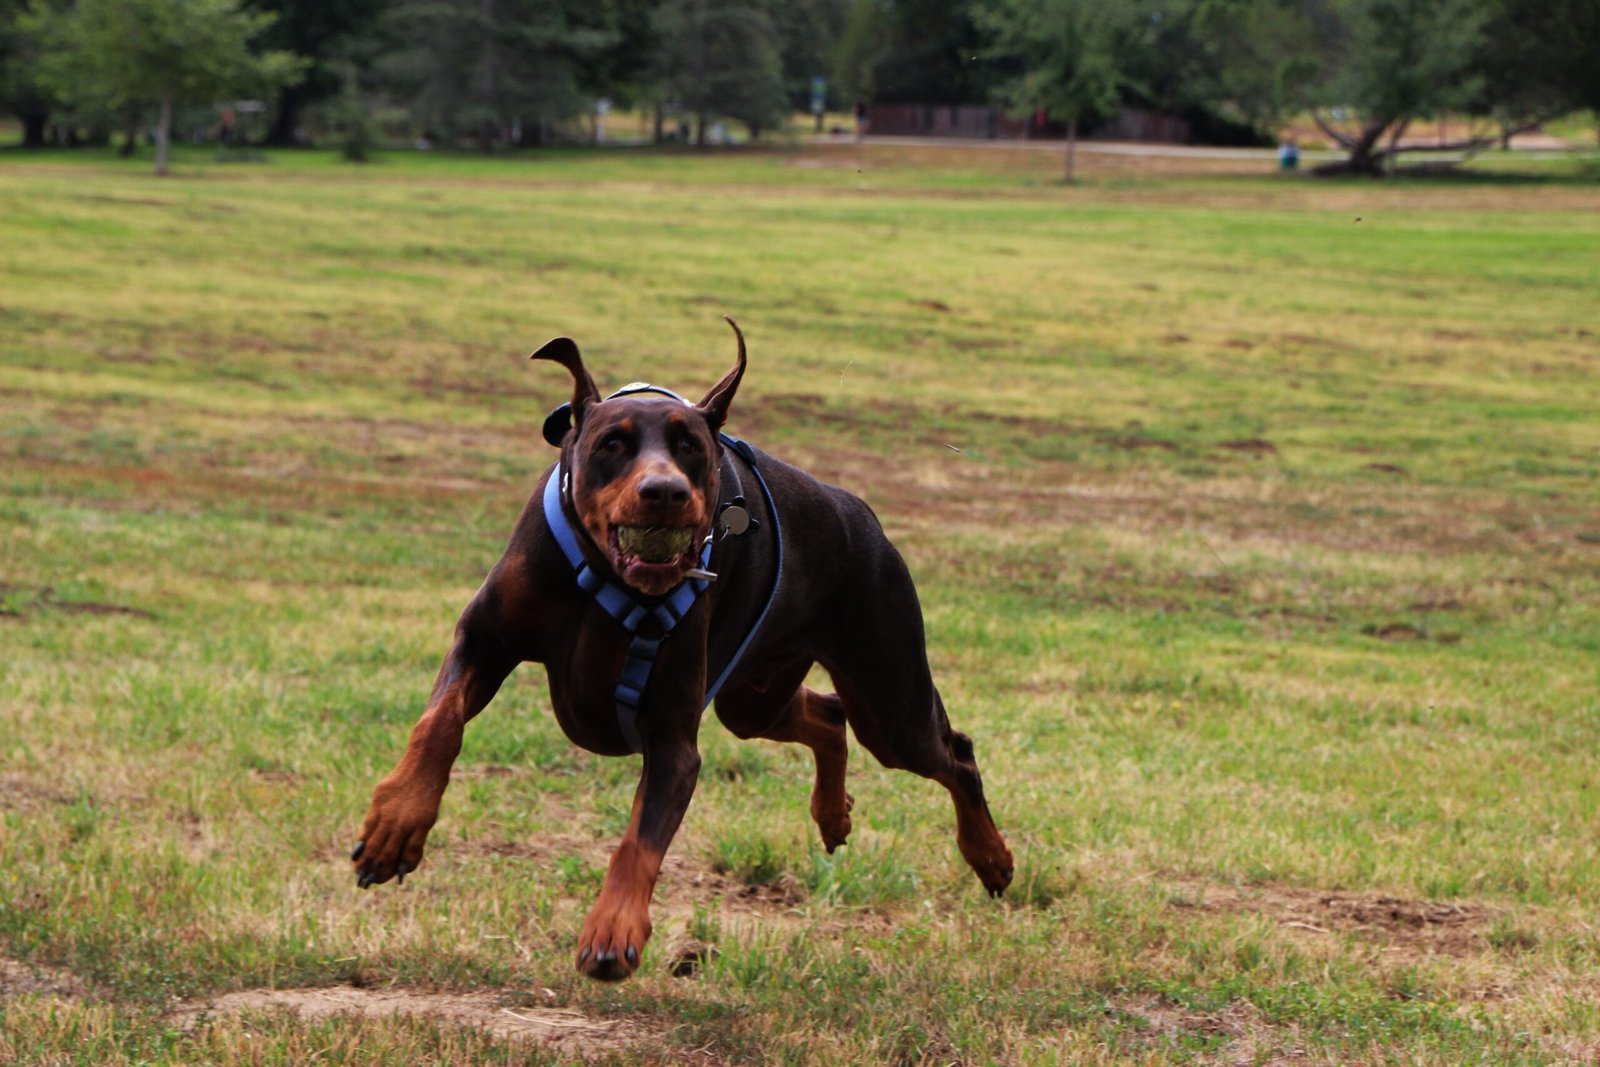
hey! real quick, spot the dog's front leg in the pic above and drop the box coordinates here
[354,620,517,888]
[576,730,701,982]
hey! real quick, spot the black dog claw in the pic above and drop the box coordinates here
[579,947,591,964]
[350,842,365,860]
[625,946,637,965]
[596,949,616,964]
[396,861,410,885]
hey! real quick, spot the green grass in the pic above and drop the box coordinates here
[1,142,1598,1064]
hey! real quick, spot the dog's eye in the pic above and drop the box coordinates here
[599,435,625,455]
[676,437,699,456]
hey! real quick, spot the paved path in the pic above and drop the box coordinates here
[808,133,1579,163]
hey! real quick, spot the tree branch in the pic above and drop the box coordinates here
[1388,133,1499,155]
[1387,118,1543,156]
[1311,110,1356,149]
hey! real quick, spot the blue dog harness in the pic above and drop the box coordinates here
[541,385,782,753]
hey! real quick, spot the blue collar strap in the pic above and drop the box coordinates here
[541,432,783,755]
[542,461,711,752]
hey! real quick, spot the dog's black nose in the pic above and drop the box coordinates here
[637,473,691,507]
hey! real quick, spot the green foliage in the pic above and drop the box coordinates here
[0,0,59,146]
[832,0,892,99]
[377,0,619,149]
[246,0,387,146]
[977,0,1132,122]
[856,0,993,105]
[1190,0,1328,127]
[28,0,303,172]
[976,0,1139,177]
[651,0,788,140]
[332,61,376,161]
[32,0,300,116]
[768,0,851,112]
[1334,0,1489,121]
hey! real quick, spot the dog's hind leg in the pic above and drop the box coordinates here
[816,555,1014,895]
[838,674,1013,896]
[716,671,853,852]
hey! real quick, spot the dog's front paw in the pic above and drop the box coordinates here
[575,898,653,982]
[352,776,440,889]
[966,838,1015,898]
[813,790,854,853]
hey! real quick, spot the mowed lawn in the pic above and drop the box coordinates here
[1,143,1598,1064]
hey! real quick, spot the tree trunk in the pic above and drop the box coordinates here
[695,112,707,147]
[20,107,49,148]
[1064,116,1077,182]
[1381,117,1411,176]
[480,0,497,154]
[653,103,664,144]
[154,96,173,176]
[119,124,139,158]
[1313,117,1392,176]
[265,86,303,146]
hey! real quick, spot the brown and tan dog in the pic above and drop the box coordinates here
[353,320,1012,982]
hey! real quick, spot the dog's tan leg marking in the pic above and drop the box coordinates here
[576,739,700,981]
[355,624,515,887]
[755,687,854,852]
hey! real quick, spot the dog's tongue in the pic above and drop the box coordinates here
[618,525,692,564]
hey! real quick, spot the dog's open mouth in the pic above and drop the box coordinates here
[609,524,699,591]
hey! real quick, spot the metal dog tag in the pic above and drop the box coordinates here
[718,505,751,538]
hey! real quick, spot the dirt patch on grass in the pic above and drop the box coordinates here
[1219,438,1278,456]
[170,986,655,1055]
[0,582,155,621]
[1109,994,1271,1060]
[1171,882,1499,958]
[0,958,89,999]
[0,774,74,810]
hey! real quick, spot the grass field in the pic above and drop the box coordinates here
[1,141,1598,1064]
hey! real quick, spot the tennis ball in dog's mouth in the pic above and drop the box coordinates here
[616,525,693,563]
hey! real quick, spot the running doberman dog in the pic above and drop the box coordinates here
[352,319,1013,982]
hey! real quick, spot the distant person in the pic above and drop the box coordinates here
[1278,136,1300,172]
[854,97,869,143]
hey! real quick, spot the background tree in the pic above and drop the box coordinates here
[378,0,617,151]
[1475,0,1600,147]
[1185,0,1328,135]
[32,0,303,173]
[651,0,787,144]
[977,0,1139,180]
[870,0,991,105]
[770,0,849,119]
[0,0,58,147]
[832,0,892,103]
[581,0,662,139]
[1314,0,1489,173]
[246,0,386,147]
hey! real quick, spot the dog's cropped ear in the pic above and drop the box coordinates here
[531,337,601,437]
[695,316,747,433]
